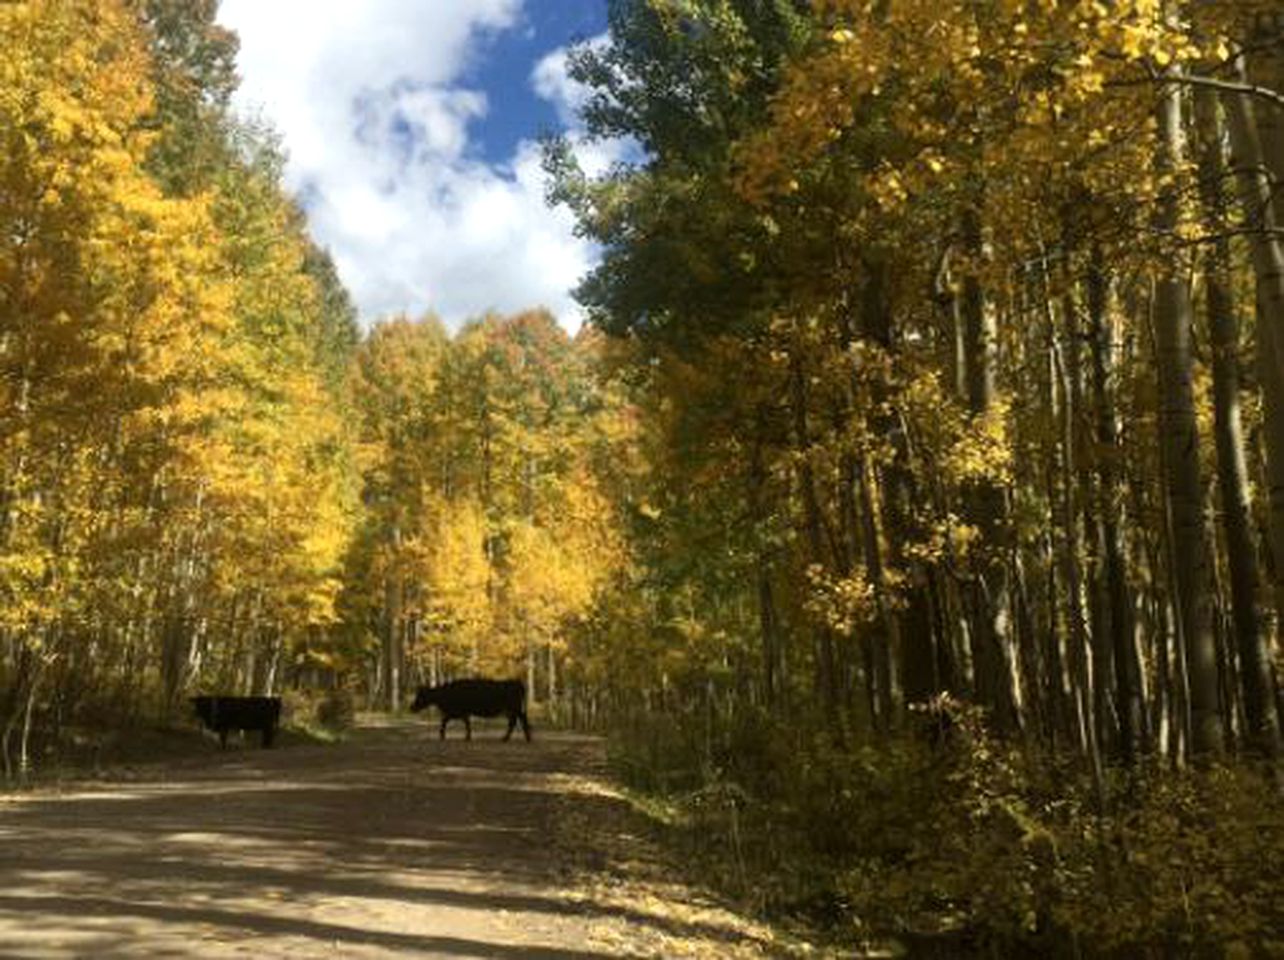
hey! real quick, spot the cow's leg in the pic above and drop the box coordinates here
[439,716,449,740]
[464,716,472,741]
[219,728,229,749]
[263,723,276,748]
[519,711,532,742]
[503,713,516,741]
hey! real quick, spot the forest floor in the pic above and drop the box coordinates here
[0,716,832,958]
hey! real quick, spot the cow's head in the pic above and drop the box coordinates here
[409,686,438,713]
[190,696,214,724]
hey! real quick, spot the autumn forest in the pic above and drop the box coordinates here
[6,0,1284,955]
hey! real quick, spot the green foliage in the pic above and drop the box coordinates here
[611,698,1284,956]
[1050,765,1284,955]
[280,686,355,738]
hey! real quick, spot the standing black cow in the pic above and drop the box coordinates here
[410,679,531,741]
[192,695,282,748]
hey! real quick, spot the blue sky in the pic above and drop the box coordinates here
[217,0,613,330]
[465,2,607,162]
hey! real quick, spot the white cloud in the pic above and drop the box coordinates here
[531,35,606,127]
[393,88,488,161]
[531,34,641,178]
[217,0,609,331]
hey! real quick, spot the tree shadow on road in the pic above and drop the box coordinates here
[0,893,624,959]
[0,722,771,957]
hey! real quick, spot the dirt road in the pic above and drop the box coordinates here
[0,719,783,958]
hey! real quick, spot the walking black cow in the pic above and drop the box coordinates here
[192,695,282,748]
[410,679,531,741]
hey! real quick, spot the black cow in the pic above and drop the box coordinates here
[409,679,531,741]
[192,695,282,748]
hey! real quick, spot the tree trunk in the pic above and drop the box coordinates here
[1195,85,1279,759]
[749,407,780,708]
[161,615,196,721]
[856,457,899,731]
[1086,248,1145,760]
[864,254,938,708]
[527,642,537,707]
[1052,304,1103,785]
[788,345,840,714]
[1229,55,1284,616]
[960,208,1021,732]
[385,523,403,712]
[1220,59,1284,758]
[1069,284,1120,761]
[1154,72,1224,757]
[547,640,557,712]
[1247,14,1284,178]
[256,630,281,697]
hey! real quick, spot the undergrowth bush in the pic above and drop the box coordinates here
[316,687,356,732]
[280,687,355,737]
[608,696,1284,957]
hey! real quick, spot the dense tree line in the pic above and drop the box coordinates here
[549,0,1284,766]
[0,0,359,774]
[341,311,627,716]
[544,0,1284,952]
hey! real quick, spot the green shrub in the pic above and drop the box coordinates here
[316,688,355,732]
[279,687,355,737]
[608,696,1284,957]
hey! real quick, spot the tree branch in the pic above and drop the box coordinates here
[1168,71,1284,111]
[1107,69,1284,112]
